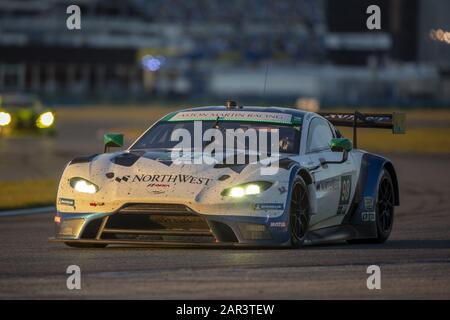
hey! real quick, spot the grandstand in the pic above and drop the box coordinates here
[0,0,448,105]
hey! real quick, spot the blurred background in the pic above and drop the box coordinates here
[1,0,449,105]
[0,0,449,209]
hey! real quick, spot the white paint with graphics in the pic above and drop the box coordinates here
[56,109,370,232]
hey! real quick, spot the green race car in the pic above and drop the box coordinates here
[0,93,55,136]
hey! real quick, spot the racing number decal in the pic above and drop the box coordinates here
[339,175,352,205]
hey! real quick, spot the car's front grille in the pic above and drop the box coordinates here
[84,203,216,243]
[118,203,195,215]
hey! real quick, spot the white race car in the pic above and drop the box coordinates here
[50,102,405,248]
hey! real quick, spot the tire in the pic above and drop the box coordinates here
[289,176,311,248]
[64,242,107,248]
[348,169,395,244]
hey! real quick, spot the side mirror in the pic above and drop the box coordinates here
[104,133,124,153]
[330,138,353,152]
[319,138,352,166]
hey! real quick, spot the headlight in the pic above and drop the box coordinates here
[222,181,272,198]
[36,111,54,128]
[0,112,11,126]
[69,177,99,194]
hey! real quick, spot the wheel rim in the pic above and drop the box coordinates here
[290,183,309,241]
[377,176,394,233]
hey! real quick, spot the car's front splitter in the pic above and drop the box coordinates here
[51,209,291,247]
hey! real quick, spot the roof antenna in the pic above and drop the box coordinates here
[263,63,270,95]
[262,62,270,106]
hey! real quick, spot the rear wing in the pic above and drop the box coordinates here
[318,111,406,148]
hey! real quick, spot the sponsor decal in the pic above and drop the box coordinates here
[322,113,391,123]
[364,196,374,211]
[115,175,130,183]
[278,186,287,194]
[254,203,284,210]
[59,198,75,207]
[362,211,376,222]
[107,173,212,186]
[339,175,352,205]
[316,177,339,193]
[89,202,105,207]
[168,110,293,124]
[270,221,287,228]
[147,183,170,188]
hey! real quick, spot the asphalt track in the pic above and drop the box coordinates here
[0,154,449,299]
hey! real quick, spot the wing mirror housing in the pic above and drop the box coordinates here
[320,138,353,166]
[104,133,124,153]
[330,138,353,153]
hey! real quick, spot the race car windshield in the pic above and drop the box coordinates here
[130,121,301,154]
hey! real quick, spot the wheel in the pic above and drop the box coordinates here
[289,177,311,248]
[348,169,395,244]
[64,242,107,248]
[373,169,395,243]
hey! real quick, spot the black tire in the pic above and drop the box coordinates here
[373,169,395,243]
[348,169,395,244]
[289,177,311,248]
[64,242,107,248]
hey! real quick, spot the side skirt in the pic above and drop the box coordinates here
[304,225,359,244]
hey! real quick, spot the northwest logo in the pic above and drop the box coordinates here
[106,173,212,186]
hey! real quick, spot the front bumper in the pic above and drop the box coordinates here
[50,203,291,247]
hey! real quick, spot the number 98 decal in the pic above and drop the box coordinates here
[339,175,352,205]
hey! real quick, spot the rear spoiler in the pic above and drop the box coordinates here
[318,111,406,148]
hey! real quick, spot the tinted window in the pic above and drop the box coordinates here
[306,118,334,152]
[131,121,301,154]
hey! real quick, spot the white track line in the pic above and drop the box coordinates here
[0,206,54,217]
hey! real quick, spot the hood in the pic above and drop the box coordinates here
[58,150,294,213]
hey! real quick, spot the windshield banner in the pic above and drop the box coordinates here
[168,111,293,125]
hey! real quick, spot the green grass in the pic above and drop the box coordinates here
[0,179,57,210]
[57,105,181,121]
[1,107,449,210]
[339,127,450,154]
